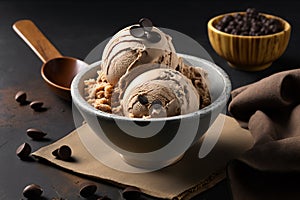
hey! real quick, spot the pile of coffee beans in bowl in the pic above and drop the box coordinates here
[214,8,284,36]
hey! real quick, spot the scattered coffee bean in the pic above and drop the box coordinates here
[52,148,59,157]
[30,100,44,111]
[16,142,31,160]
[122,186,141,200]
[22,184,43,199]
[15,91,27,104]
[26,128,47,140]
[53,145,72,160]
[52,146,71,160]
[79,182,97,198]
[215,8,283,36]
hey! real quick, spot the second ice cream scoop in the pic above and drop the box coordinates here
[117,67,200,118]
[124,81,181,118]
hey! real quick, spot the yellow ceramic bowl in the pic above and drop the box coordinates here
[207,12,291,71]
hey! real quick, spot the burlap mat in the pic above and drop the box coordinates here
[32,114,253,200]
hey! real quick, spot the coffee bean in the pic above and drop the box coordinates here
[26,128,47,140]
[228,21,236,27]
[30,101,44,111]
[79,182,97,198]
[246,8,258,18]
[151,99,163,106]
[23,184,43,199]
[15,91,27,104]
[130,26,145,38]
[221,15,234,25]
[224,27,233,33]
[16,142,31,160]
[52,149,59,157]
[57,145,72,160]
[139,18,153,32]
[234,13,243,21]
[122,186,141,200]
[231,29,238,35]
[146,31,161,43]
[52,145,72,160]
[215,25,222,31]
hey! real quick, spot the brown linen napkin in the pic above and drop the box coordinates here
[228,69,300,200]
[32,114,253,200]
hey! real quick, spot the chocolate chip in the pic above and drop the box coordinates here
[130,18,161,43]
[23,184,43,199]
[122,186,141,200]
[79,182,97,198]
[130,26,145,38]
[26,128,47,140]
[151,99,162,106]
[16,142,31,160]
[146,31,161,43]
[30,101,44,111]
[150,99,167,117]
[15,91,27,104]
[57,145,72,160]
[138,94,148,105]
[139,17,153,31]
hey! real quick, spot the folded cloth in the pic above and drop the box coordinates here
[228,69,300,200]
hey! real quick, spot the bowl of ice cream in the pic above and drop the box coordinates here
[207,8,291,71]
[71,19,231,169]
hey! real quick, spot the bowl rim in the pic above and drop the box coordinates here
[71,54,231,122]
[207,11,291,38]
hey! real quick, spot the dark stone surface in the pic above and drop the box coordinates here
[1,0,299,199]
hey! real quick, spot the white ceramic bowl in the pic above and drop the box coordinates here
[71,54,231,169]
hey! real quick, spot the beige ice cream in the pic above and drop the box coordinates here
[113,65,200,118]
[101,25,179,85]
[177,57,211,109]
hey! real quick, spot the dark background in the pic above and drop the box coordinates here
[0,0,299,199]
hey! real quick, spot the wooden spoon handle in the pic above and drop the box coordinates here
[13,19,62,63]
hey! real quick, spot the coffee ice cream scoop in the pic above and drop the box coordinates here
[101,24,179,85]
[124,81,181,118]
[116,67,200,118]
